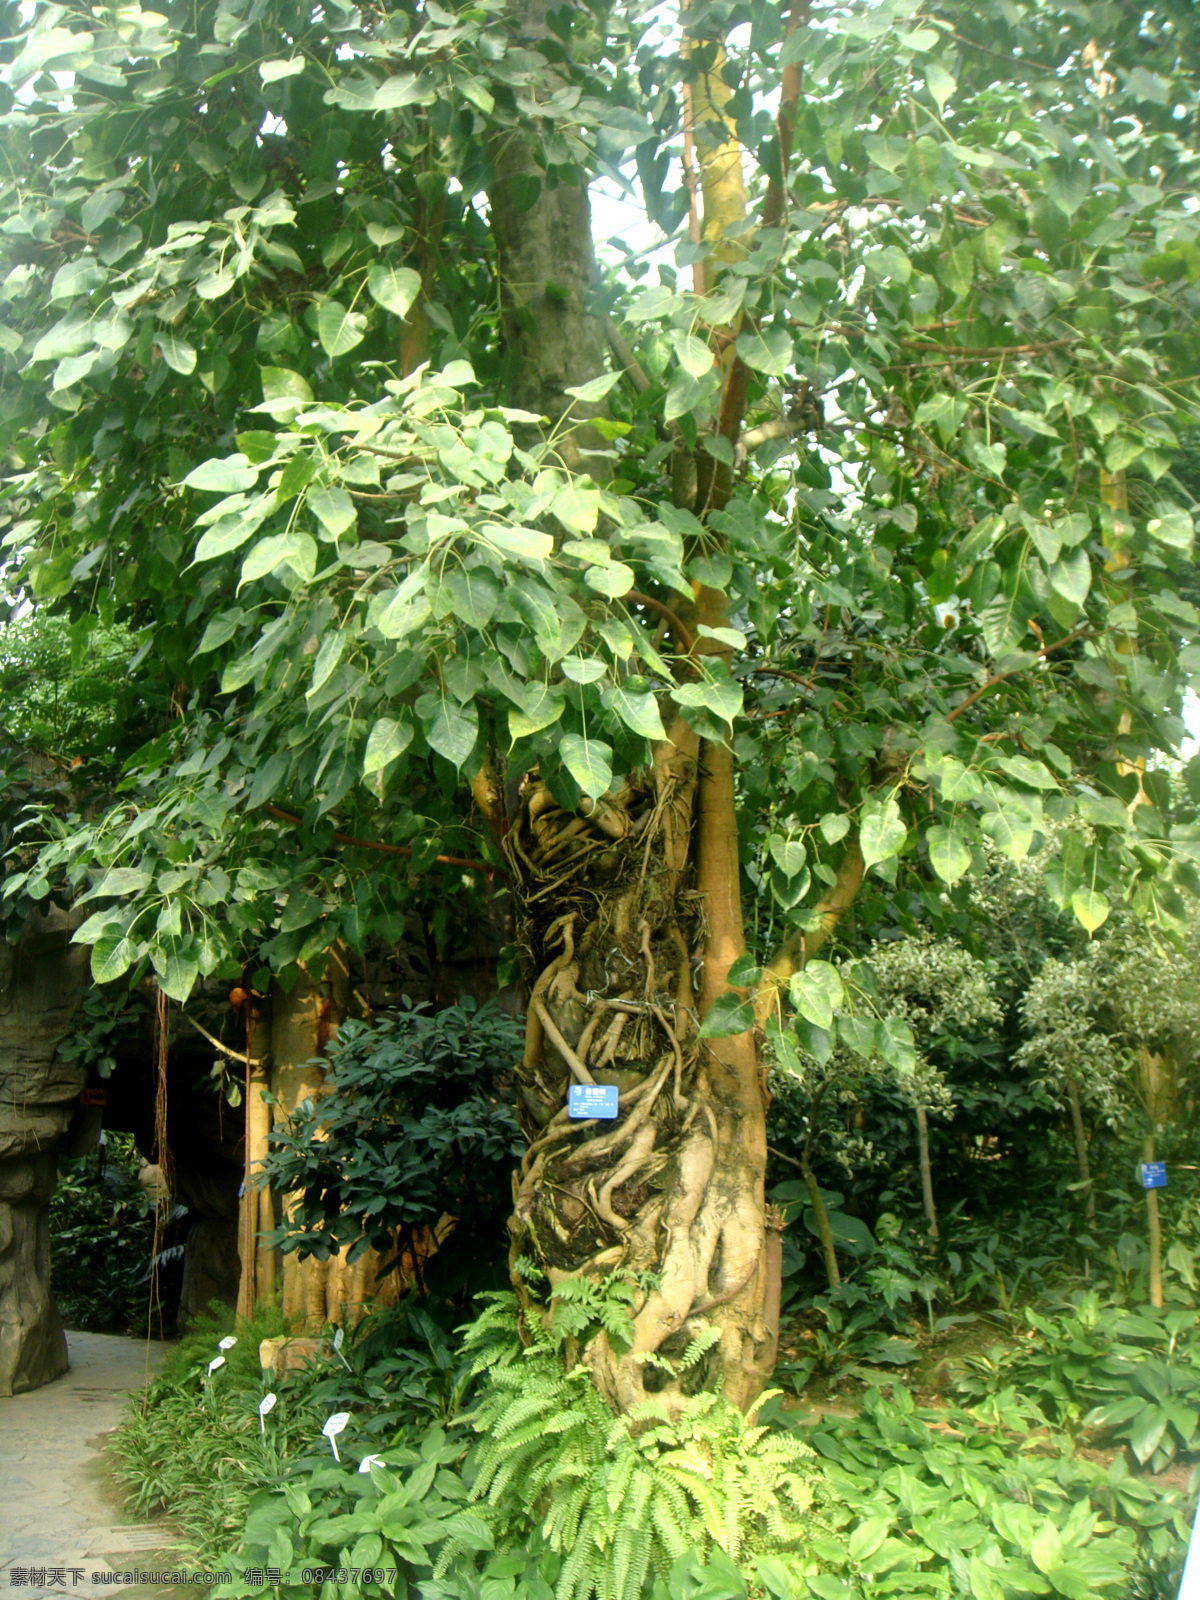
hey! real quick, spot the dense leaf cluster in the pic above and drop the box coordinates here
[258,1002,524,1271]
[0,0,1197,997]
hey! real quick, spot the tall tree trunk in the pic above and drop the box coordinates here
[236,994,275,1318]
[500,0,811,1415]
[1143,1131,1163,1309]
[915,1103,939,1240]
[486,0,610,468]
[1064,1069,1095,1222]
[1138,1043,1174,1310]
[506,709,779,1411]
[270,957,349,1330]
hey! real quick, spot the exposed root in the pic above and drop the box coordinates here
[506,718,774,1415]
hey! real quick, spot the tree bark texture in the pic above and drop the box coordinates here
[915,1104,939,1239]
[486,0,610,468]
[505,712,780,1413]
[1064,1070,1094,1222]
[1143,1131,1163,1310]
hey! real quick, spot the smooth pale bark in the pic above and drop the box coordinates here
[915,1104,939,1240]
[271,958,349,1330]
[1065,1070,1095,1221]
[1144,1131,1163,1310]
[236,994,275,1319]
[1138,1044,1173,1310]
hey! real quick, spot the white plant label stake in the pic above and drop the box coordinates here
[322,1411,350,1462]
[259,1392,277,1435]
[219,1336,238,1352]
[332,1326,351,1370]
[207,1355,225,1377]
[358,1454,385,1475]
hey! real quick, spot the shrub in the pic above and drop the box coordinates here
[257,999,523,1283]
[50,1132,159,1332]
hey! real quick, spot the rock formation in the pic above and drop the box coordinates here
[0,910,89,1395]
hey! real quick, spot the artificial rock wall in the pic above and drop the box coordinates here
[0,910,89,1396]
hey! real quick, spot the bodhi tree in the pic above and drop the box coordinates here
[2,0,1200,1409]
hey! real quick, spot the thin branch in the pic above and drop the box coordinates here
[946,626,1095,723]
[604,318,652,394]
[263,804,504,877]
[185,1014,265,1067]
[762,0,810,231]
[625,590,697,656]
[605,318,684,447]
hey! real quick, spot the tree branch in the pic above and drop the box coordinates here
[762,0,810,231]
[946,626,1094,723]
[754,831,865,1028]
[604,318,652,394]
[185,1014,265,1067]
[625,591,697,657]
[263,805,504,878]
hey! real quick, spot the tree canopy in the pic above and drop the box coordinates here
[3,0,1198,985]
[3,0,1200,1405]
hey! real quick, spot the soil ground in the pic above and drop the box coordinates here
[0,1332,189,1598]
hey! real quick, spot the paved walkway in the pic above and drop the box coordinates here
[0,1332,181,1596]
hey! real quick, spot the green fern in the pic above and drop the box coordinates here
[444,1295,830,1600]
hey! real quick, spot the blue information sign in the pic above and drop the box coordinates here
[1140,1162,1167,1190]
[568,1083,619,1120]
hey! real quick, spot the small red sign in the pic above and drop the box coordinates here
[80,1088,107,1106]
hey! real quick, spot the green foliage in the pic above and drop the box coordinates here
[257,1000,523,1273]
[49,1132,156,1332]
[56,980,150,1080]
[457,1294,827,1599]
[1,0,1198,998]
[0,612,165,771]
[222,1426,489,1600]
[544,1268,659,1357]
[118,1283,1197,1600]
[113,1298,476,1565]
[958,1290,1200,1472]
[800,1381,1190,1600]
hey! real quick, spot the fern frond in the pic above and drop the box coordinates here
[461,1305,829,1594]
[678,1325,722,1370]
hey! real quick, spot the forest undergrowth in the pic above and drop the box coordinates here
[110,1182,1200,1600]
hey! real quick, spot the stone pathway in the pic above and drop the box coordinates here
[0,1332,183,1596]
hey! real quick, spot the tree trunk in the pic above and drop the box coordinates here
[486,0,610,468]
[236,993,275,1319]
[1143,1131,1163,1309]
[802,1159,840,1290]
[915,1103,939,1240]
[505,710,779,1412]
[270,957,349,1330]
[1064,1069,1094,1222]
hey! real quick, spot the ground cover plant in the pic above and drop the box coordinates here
[110,1214,1200,1599]
[115,1300,475,1562]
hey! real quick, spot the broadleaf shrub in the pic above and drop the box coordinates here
[258,1000,523,1275]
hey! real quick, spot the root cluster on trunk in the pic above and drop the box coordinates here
[504,725,778,1413]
